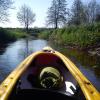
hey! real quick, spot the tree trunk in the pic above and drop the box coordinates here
[26,24,28,34]
[55,18,58,29]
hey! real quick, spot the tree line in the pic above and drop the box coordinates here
[47,0,100,29]
[0,0,35,33]
[0,0,100,30]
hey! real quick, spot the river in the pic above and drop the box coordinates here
[0,39,100,92]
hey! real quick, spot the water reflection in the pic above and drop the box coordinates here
[49,44,100,91]
[0,39,48,83]
[0,39,100,91]
[0,43,9,55]
[18,39,48,58]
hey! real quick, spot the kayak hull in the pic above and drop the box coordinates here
[0,47,100,100]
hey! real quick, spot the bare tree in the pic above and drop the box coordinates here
[47,0,68,29]
[0,0,13,22]
[17,5,35,33]
[95,4,100,22]
[88,0,97,24]
[70,0,86,25]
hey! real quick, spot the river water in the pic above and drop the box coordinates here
[0,39,100,92]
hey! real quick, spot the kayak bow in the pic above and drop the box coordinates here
[0,47,100,100]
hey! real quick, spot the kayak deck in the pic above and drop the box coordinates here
[9,53,85,100]
[0,47,100,100]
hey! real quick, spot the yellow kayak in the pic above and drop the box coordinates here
[0,47,100,100]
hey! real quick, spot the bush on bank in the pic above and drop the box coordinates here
[0,28,28,43]
[39,23,100,48]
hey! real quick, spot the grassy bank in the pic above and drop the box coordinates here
[38,29,53,40]
[0,28,28,43]
[38,23,100,49]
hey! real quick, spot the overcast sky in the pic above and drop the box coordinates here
[0,0,100,28]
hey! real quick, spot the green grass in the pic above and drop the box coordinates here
[56,25,100,47]
[0,28,28,43]
[50,23,100,48]
[7,28,28,38]
[38,30,53,40]
[39,23,100,48]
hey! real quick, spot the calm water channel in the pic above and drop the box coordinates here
[0,39,100,91]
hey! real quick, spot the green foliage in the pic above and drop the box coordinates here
[7,28,28,38]
[50,23,100,48]
[85,23,100,33]
[38,30,53,39]
[0,28,15,43]
[0,28,27,43]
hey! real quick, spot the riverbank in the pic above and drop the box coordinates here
[0,28,28,43]
[38,23,100,56]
